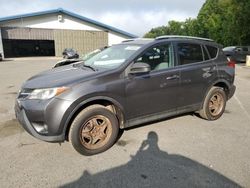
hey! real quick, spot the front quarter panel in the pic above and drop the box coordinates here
[56,72,126,134]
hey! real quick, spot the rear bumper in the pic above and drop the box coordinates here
[228,85,236,100]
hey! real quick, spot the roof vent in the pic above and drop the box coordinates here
[58,15,63,22]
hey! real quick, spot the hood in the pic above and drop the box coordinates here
[23,64,98,89]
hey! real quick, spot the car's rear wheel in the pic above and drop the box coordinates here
[199,87,227,120]
[69,105,119,155]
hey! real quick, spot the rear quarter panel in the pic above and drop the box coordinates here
[216,50,235,85]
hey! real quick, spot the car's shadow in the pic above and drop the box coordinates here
[60,131,241,188]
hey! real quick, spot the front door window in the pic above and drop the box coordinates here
[135,43,174,71]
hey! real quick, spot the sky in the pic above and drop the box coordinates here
[0,0,206,37]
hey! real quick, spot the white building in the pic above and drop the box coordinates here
[0,8,136,58]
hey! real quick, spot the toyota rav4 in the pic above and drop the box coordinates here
[15,36,236,155]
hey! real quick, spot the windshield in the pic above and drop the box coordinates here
[82,49,102,61]
[223,47,236,51]
[84,45,141,70]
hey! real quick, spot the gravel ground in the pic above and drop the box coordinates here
[0,58,249,188]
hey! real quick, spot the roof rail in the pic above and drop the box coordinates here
[155,35,214,42]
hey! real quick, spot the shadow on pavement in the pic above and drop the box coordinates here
[61,131,241,188]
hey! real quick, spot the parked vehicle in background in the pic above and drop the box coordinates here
[54,47,108,68]
[15,36,236,156]
[0,53,2,61]
[223,46,250,63]
[62,48,79,59]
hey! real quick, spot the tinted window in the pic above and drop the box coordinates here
[135,43,174,71]
[206,45,218,59]
[178,43,203,65]
[202,46,210,61]
[242,47,248,52]
[235,47,243,52]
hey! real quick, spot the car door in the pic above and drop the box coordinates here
[177,42,218,112]
[125,42,180,122]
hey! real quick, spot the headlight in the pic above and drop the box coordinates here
[28,87,68,100]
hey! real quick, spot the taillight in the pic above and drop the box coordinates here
[227,58,236,68]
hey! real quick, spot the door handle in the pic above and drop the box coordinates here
[166,75,180,80]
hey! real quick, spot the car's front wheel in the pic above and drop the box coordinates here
[199,87,227,120]
[69,105,119,155]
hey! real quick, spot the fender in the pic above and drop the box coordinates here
[200,78,231,109]
[61,95,125,137]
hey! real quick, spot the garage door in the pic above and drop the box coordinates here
[54,30,108,57]
[1,27,108,57]
[1,27,55,58]
[3,39,55,57]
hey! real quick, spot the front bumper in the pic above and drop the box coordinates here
[15,98,72,142]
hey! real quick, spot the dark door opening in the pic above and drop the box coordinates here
[3,39,55,58]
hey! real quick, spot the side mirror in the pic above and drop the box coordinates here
[129,63,151,74]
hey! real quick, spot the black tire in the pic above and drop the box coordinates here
[69,105,119,155]
[199,87,227,121]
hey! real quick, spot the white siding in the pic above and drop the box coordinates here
[108,32,127,46]
[0,13,130,50]
[0,29,3,58]
[0,14,100,31]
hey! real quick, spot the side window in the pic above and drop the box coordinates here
[135,43,174,71]
[178,43,203,65]
[202,45,210,61]
[206,45,218,59]
[242,47,248,52]
[235,47,243,52]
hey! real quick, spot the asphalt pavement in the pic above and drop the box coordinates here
[0,58,249,187]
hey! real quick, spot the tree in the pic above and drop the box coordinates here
[231,0,250,45]
[144,0,250,46]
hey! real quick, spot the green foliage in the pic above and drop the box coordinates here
[144,0,250,46]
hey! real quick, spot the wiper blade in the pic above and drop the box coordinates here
[82,64,96,71]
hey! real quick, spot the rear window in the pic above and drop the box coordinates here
[206,45,218,59]
[178,43,203,65]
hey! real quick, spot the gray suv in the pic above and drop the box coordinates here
[15,36,236,155]
[223,46,250,62]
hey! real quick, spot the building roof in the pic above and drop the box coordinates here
[0,8,137,38]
